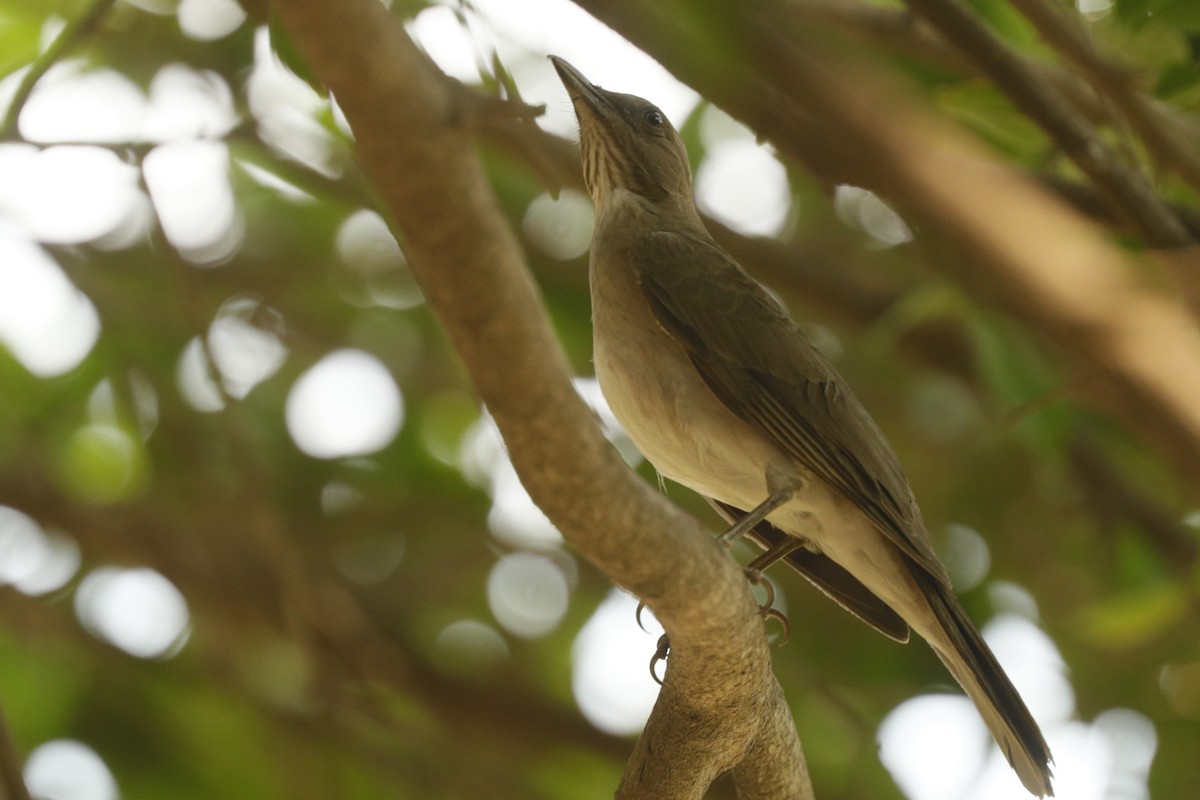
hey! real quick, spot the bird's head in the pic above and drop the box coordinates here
[551,56,693,215]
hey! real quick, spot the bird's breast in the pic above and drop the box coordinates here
[589,248,777,506]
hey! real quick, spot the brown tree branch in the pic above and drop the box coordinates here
[1035,174,1200,242]
[790,0,962,66]
[269,0,812,797]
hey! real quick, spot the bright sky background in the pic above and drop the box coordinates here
[0,0,1151,798]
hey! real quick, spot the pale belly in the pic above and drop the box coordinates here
[592,310,771,496]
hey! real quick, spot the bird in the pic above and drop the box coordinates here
[550,55,1054,797]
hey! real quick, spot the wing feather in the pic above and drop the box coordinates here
[636,229,949,586]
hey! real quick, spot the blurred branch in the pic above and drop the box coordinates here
[0,0,118,137]
[1036,173,1200,241]
[0,451,633,763]
[269,1,812,797]
[790,0,965,66]
[898,0,1194,249]
[0,697,30,800]
[0,575,631,797]
[153,225,322,647]
[789,0,1102,124]
[1008,0,1200,195]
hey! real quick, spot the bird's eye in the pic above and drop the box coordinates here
[644,109,664,127]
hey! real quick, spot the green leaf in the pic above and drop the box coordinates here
[1154,61,1200,97]
[966,313,1057,409]
[55,422,149,504]
[1148,0,1200,31]
[938,82,1050,160]
[965,0,1040,48]
[528,747,622,800]
[0,10,41,78]
[1079,582,1188,649]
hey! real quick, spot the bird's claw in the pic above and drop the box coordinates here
[763,607,791,646]
[743,566,776,614]
[635,601,668,683]
[743,566,790,646]
[648,633,670,685]
[635,600,651,634]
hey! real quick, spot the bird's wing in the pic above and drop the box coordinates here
[635,229,950,586]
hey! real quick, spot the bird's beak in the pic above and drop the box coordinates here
[549,56,609,114]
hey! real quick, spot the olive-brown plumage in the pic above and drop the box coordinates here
[551,57,1053,796]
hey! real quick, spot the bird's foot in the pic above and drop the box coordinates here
[634,601,670,683]
[636,568,788,686]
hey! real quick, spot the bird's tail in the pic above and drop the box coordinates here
[917,574,1055,797]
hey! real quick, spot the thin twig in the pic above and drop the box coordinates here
[789,0,968,68]
[0,0,118,137]
[900,0,1194,248]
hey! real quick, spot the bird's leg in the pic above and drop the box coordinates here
[746,534,806,575]
[717,468,799,546]
[716,488,792,545]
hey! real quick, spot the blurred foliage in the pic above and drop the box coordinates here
[0,0,1198,799]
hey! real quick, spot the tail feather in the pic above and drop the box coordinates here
[918,574,1054,797]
